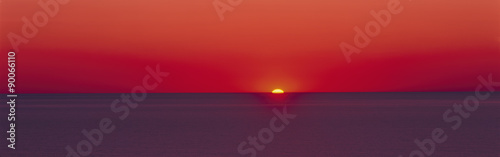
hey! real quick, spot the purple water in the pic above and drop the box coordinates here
[1,92,499,157]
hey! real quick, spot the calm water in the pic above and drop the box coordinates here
[1,92,499,157]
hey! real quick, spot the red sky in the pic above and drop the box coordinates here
[1,0,499,93]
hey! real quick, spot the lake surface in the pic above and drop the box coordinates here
[1,92,499,157]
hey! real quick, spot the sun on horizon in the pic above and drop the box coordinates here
[272,89,284,94]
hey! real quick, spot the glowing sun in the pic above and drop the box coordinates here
[272,89,284,94]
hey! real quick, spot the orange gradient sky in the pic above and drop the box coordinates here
[1,0,499,93]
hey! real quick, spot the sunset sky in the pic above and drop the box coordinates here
[1,0,499,93]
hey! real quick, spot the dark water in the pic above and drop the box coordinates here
[1,92,499,157]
